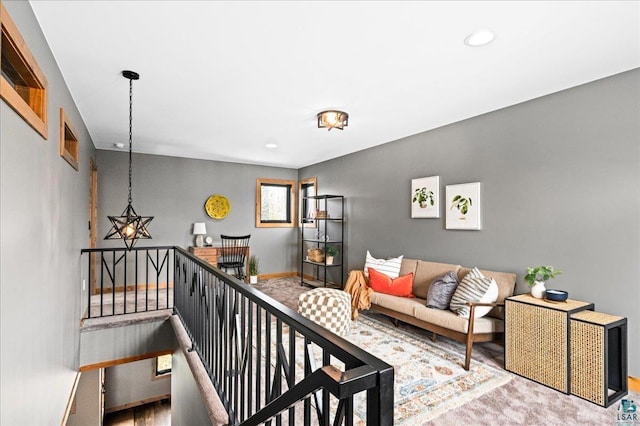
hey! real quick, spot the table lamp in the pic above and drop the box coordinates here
[193,222,207,247]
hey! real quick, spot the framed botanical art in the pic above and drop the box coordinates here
[446,182,481,230]
[411,176,439,218]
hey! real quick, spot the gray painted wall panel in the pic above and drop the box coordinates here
[96,151,299,274]
[0,1,96,424]
[80,320,175,368]
[105,358,171,410]
[171,347,212,425]
[300,69,640,376]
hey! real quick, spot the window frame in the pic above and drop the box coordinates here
[256,178,296,228]
[59,107,79,170]
[298,177,318,227]
[153,354,172,379]
[0,1,48,139]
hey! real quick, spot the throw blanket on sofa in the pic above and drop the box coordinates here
[344,270,372,320]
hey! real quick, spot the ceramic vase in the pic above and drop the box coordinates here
[531,281,546,299]
[249,275,258,284]
[326,256,334,265]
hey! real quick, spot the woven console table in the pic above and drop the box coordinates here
[505,294,594,393]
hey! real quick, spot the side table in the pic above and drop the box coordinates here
[570,310,627,407]
[505,294,593,393]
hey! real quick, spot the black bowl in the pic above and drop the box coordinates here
[545,289,568,302]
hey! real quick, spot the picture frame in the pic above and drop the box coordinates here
[446,182,481,230]
[411,176,439,218]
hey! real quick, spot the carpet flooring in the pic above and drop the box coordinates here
[254,277,639,425]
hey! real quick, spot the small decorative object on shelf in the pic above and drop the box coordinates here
[524,265,562,299]
[324,245,339,265]
[307,248,324,263]
[545,289,568,302]
[248,255,259,284]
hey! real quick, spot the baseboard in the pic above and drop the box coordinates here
[630,376,640,392]
[94,282,173,294]
[104,394,170,414]
[258,272,298,280]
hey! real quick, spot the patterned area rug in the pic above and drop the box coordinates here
[337,315,511,424]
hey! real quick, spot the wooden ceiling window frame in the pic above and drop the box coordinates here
[0,1,48,139]
[256,177,296,228]
[59,107,79,170]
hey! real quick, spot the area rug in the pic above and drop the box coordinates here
[336,315,511,424]
[264,313,511,425]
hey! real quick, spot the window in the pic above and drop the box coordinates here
[59,108,79,170]
[299,177,317,226]
[155,354,172,377]
[256,178,296,228]
[0,1,48,139]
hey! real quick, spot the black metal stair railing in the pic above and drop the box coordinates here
[173,247,394,426]
[80,246,174,318]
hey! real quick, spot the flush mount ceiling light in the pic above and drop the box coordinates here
[317,110,349,131]
[104,70,153,250]
[464,30,495,47]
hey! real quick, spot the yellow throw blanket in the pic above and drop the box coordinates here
[344,270,373,320]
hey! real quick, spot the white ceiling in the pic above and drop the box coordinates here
[30,1,640,169]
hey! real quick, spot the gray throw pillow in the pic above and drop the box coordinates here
[426,271,459,310]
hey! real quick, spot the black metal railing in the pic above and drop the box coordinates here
[173,247,394,425]
[80,246,174,319]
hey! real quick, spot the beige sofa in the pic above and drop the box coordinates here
[368,258,517,370]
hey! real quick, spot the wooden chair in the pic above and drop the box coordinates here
[218,234,251,279]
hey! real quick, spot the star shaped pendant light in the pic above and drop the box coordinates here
[104,70,153,250]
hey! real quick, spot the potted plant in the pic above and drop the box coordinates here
[413,187,435,208]
[450,195,472,219]
[248,255,260,284]
[524,265,562,298]
[324,246,339,265]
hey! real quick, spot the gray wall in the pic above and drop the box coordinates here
[96,151,299,274]
[0,1,96,424]
[300,69,640,377]
[66,370,102,426]
[104,358,171,411]
[80,320,175,368]
[171,346,212,425]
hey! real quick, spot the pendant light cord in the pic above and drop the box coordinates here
[128,77,133,205]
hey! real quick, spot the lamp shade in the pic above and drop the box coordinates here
[193,222,207,235]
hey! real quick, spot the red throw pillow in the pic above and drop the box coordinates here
[368,267,415,298]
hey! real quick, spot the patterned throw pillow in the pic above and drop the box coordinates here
[364,250,403,278]
[449,267,498,318]
[368,268,414,297]
[426,271,459,310]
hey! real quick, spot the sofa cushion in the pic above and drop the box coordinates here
[450,267,499,318]
[369,292,424,317]
[413,304,504,334]
[457,267,517,319]
[410,260,461,300]
[364,250,403,278]
[426,271,459,309]
[368,268,414,298]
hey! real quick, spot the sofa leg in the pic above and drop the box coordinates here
[431,332,437,342]
[390,318,399,327]
[464,341,473,371]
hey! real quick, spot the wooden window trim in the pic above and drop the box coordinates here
[256,178,296,228]
[299,177,318,227]
[59,107,79,170]
[0,0,48,139]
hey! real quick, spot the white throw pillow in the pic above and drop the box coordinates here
[363,250,403,278]
[449,267,498,319]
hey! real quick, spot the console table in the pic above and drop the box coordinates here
[505,294,593,393]
[189,245,250,282]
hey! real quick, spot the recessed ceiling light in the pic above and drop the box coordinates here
[114,143,125,149]
[464,30,495,47]
[265,143,278,148]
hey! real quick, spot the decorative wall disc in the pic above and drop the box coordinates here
[204,194,230,219]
